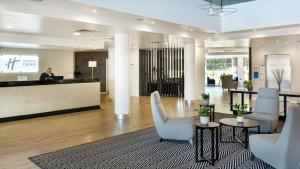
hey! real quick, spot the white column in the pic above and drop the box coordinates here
[114,32,130,119]
[237,56,244,82]
[108,41,114,100]
[129,47,139,96]
[184,43,196,101]
[195,42,206,99]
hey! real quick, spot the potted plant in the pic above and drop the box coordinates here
[199,106,210,125]
[202,93,210,106]
[243,80,253,91]
[234,103,248,123]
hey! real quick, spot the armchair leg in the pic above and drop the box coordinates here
[188,139,193,145]
[251,153,255,161]
[159,138,164,142]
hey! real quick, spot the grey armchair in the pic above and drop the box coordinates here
[245,88,279,133]
[250,105,300,169]
[150,91,194,144]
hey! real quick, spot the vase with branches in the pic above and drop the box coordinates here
[272,69,284,92]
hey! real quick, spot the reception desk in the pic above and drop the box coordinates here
[0,79,100,122]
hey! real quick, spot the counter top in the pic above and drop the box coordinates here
[0,78,100,87]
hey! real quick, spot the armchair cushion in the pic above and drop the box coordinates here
[163,117,194,140]
[245,113,278,133]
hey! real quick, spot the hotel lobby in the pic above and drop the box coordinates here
[0,0,300,169]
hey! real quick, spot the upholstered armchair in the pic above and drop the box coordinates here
[250,106,300,169]
[220,75,238,90]
[245,88,279,133]
[207,77,216,86]
[150,91,194,144]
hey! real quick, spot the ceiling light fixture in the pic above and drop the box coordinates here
[5,25,14,29]
[151,21,155,24]
[200,0,238,17]
[92,9,97,13]
[73,32,80,36]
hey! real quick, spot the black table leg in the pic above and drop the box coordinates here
[258,126,260,134]
[200,129,204,158]
[241,93,244,107]
[216,128,219,161]
[209,108,212,121]
[195,128,199,162]
[211,129,215,166]
[220,124,223,142]
[232,127,236,140]
[284,96,287,117]
[245,128,249,149]
[212,106,215,122]
[230,91,233,111]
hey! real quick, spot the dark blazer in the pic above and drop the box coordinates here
[39,72,54,81]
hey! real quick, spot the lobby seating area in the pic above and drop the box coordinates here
[149,89,300,168]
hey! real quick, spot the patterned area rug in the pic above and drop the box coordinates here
[30,113,279,169]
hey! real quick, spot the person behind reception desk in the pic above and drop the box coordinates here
[39,67,54,81]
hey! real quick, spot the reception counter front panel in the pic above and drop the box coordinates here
[0,79,100,122]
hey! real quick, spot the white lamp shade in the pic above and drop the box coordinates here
[88,61,97,67]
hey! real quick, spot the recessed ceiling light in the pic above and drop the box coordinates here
[284,42,288,45]
[0,42,39,48]
[151,21,155,24]
[73,32,80,36]
[253,29,257,32]
[190,28,194,31]
[5,25,14,29]
[92,9,97,13]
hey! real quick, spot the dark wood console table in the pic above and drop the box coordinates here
[230,89,300,119]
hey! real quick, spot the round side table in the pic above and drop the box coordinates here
[219,118,260,149]
[194,121,219,166]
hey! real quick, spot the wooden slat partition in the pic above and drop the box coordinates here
[139,47,184,97]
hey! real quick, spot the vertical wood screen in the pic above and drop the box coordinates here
[139,48,184,97]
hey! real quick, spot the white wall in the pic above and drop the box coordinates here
[251,35,300,92]
[0,48,74,81]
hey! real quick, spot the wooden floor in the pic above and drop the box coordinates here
[0,87,235,169]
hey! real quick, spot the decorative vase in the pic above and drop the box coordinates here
[200,116,210,125]
[246,86,253,91]
[203,99,209,106]
[237,116,244,123]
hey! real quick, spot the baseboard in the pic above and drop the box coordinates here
[0,105,101,123]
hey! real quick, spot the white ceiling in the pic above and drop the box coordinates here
[0,0,300,49]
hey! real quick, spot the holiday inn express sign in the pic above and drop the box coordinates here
[0,55,39,73]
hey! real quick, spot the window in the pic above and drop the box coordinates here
[206,58,233,84]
